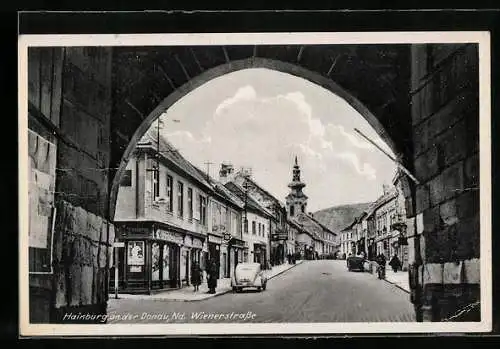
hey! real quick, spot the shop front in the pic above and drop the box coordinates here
[207,233,222,279]
[226,236,246,278]
[253,242,267,267]
[304,245,315,260]
[367,238,376,260]
[182,234,204,287]
[114,222,185,294]
[271,229,287,265]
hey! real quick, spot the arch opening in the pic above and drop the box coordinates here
[110,57,406,220]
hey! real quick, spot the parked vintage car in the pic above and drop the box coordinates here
[231,262,268,292]
[346,255,365,272]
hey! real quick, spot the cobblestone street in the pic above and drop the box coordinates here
[106,260,415,323]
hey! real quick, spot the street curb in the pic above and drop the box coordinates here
[112,261,305,302]
[267,260,304,281]
[382,278,410,294]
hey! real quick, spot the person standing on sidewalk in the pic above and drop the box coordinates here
[206,258,218,294]
[376,253,387,279]
[191,261,202,292]
[389,253,402,273]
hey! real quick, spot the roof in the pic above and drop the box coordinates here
[192,165,245,209]
[294,213,325,241]
[364,189,398,219]
[237,173,284,207]
[137,131,212,190]
[224,181,273,218]
[308,215,337,236]
[287,217,304,231]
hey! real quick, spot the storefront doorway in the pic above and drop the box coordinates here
[208,242,220,278]
[161,243,180,289]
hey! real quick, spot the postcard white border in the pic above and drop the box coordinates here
[18,31,492,336]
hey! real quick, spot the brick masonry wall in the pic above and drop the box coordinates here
[410,44,480,321]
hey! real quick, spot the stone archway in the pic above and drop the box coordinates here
[26,42,481,325]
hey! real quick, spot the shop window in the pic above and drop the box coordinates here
[152,242,160,281]
[162,244,170,281]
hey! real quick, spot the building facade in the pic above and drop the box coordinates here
[112,133,246,293]
[223,181,273,268]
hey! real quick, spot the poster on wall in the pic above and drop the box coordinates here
[28,129,57,273]
[127,241,145,265]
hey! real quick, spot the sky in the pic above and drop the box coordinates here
[151,68,397,212]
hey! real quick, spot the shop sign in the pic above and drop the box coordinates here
[155,229,184,244]
[271,232,288,241]
[128,227,150,235]
[208,234,222,245]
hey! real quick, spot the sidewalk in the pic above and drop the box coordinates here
[111,260,303,302]
[363,260,410,293]
[383,269,410,293]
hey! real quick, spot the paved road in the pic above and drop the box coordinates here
[106,260,415,323]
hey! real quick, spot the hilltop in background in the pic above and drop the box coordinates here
[313,203,372,233]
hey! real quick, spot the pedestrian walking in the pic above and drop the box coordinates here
[376,253,386,279]
[389,253,402,273]
[206,258,218,294]
[190,261,202,292]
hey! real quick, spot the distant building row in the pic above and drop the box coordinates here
[111,131,337,294]
[338,171,414,270]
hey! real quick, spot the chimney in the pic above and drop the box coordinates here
[219,162,234,184]
[382,184,391,195]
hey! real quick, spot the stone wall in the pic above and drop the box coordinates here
[51,200,115,322]
[28,47,114,323]
[410,44,480,321]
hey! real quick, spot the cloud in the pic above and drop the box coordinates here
[164,130,211,145]
[215,85,257,115]
[328,125,374,150]
[335,152,377,180]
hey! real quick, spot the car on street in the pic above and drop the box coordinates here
[347,254,365,272]
[231,262,268,292]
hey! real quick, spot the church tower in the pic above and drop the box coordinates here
[286,156,308,218]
